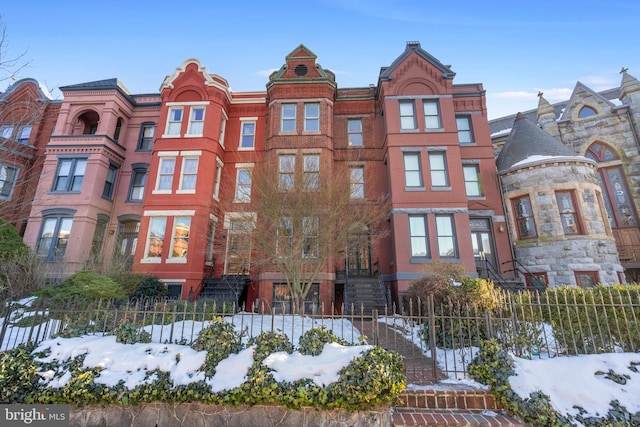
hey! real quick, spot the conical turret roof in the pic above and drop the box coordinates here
[496,113,580,173]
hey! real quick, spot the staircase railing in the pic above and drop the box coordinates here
[190,264,215,301]
[502,258,547,291]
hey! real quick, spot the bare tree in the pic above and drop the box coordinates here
[0,16,57,232]
[232,156,390,314]
[0,16,29,83]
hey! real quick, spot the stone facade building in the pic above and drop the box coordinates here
[490,70,640,282]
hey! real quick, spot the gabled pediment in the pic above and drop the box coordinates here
[559,81,616,121]
[160,58,229,91]
[379,41,455,82]
[268,44,335,86]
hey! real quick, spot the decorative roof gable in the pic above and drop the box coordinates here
[379,41,455,82]
[559,81,616,121]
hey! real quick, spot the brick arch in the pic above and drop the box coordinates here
[397,79,436,96]
[173,87,205,103]
[71,108,101,135]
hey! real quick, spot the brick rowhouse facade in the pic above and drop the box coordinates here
[3,42,630,310]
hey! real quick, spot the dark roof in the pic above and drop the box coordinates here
[59,78,121,91]
[379,41,455,83]
[495,114,579,173]
[489,87,620,137]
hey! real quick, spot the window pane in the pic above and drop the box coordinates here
[241,122,255,148]
[147,217,166,257]
[436,215,456,257]
[409,216,427,257]
[404,153,422,187]
[424,100,441,129]
[172,217,190,258]
[183,158,198,174]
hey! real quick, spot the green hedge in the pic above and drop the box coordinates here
[0,327,406,410]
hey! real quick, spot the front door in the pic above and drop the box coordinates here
[224,219,252,275]
[347,224,371,276]
[470,219,496,276]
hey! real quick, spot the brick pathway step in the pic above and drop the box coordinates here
[392,408,524,427]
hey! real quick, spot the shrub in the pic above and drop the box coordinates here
[191,319,244,377]
[468,339,569,426]
[0,219,29,259]
[128,276,168,300]
[0,342,42,403]
[34,270,126,302]
[247,331,294,362]
[0,220,46,301]
[326,346,406,410]
[108,272,149,296]
[113,323,151,344]
[536,284,640,354]
[298,327,349,356]
[405,261,467,309]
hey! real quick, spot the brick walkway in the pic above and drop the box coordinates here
[356,319,524,426]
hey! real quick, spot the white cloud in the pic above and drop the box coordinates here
[255,68,279,77]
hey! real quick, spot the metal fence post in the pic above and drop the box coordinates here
[427,294,438,377]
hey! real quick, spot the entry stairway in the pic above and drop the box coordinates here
[355,319,524,427]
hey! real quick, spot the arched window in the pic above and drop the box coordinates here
[77,110,100,135]
[114,118,123,142]
[586,142,638,227]
[578,106,597,119]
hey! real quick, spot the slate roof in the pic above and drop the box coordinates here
[489,87,620,137]
[495,113,579,173]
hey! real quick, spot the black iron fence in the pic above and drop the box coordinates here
[1,286,639,379]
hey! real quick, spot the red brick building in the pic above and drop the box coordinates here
[14,42,606,310]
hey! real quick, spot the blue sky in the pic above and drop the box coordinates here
[2,1,639,119]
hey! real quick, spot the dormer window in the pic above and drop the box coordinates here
[578,106,597,118]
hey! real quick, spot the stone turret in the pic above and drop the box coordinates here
[497,114,624,288]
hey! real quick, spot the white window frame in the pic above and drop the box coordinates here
[186,107,205,136]
[281,104,297,133]
[141,210,195,264]
[177,151,201,194]
[168,216,191,263]
[234,163,254,203]
[239,118,257,150]
[164,108,183,136]
[153,152,178,194]
[304,103,320,132]
[218,111,227,148]
[142,216,167,263]
[213,157,223,200]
